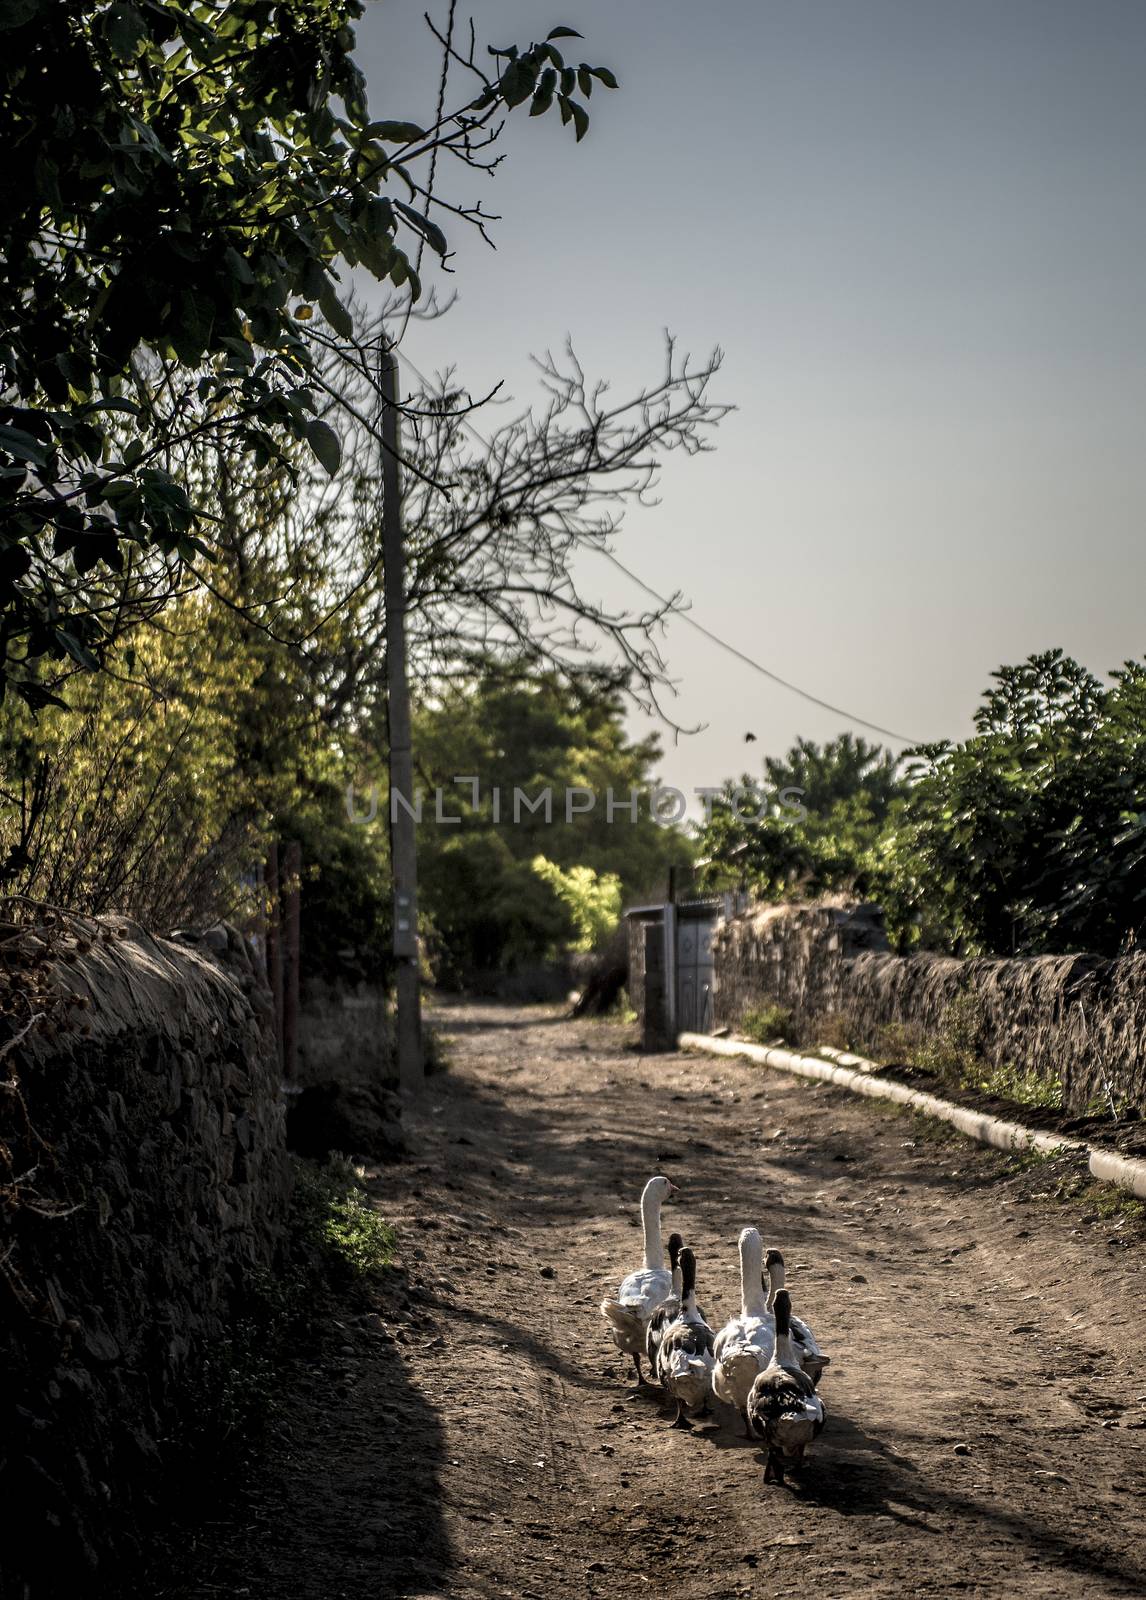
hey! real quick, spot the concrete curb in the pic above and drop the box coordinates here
[677,1031,1146,1201]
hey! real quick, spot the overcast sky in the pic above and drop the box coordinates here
[355,1,1146,801]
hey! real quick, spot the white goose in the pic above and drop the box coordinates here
[656,1246,716,1429]
[764,1248,831,1387]
[747,1288,826,1484]
[600,1175,678,1384]
[712,1227,774,1434]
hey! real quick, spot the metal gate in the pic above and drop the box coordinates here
[675,905,716,1034]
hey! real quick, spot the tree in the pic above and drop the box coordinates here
[696,733,905,904]
[257,317,728,726]
[0,2,616,704]
[406,659,690,979]
[888,650,1146,955]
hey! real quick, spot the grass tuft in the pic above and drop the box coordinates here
[741,1003,795,1046]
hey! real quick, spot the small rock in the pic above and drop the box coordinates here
[539,1265,556,1280]
[953,1443,972,1456]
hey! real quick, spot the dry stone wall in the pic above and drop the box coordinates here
[713,901,1146,1113]
[1,920,290,1596]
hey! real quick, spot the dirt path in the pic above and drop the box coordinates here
[177,1003,1146,1600]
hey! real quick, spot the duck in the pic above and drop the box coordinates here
[764,1248,831,1387]
[656,1246,716,1428]
[645,1231,685,1375]
[600,1175,678,1385]
[712,1227,774,1434]
[747,1288,826,1484]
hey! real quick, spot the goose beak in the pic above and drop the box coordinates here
[667,1180,679,1196]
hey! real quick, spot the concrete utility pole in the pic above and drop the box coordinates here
[379,342,423,1089]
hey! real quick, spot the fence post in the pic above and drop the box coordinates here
[264,842,284,1073]
[282,840,301,1080]
[642,922,671,1053]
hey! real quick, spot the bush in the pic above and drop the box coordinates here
[741,1003,795,1045]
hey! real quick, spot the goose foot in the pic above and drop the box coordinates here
[742,1410,754,1438]
[764,1452,785,1486]
[668,1400,692,1430]
[630,1354,646,1387]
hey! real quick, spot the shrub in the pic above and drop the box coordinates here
[741,1004,796,1045]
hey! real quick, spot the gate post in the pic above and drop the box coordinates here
[641,922,672,1053]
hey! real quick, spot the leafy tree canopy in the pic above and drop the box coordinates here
[892,649,1146,956]
[408,659,690,977]
[696,733,906,905]
[0,1,615,704]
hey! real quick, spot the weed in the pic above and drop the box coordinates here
[873,1020,924,1063]
[292,1156,397,1280]
[970,1061,1063,1110]
[1092,1188,1146,1224]
[741,1004,796,1046]
[874,994,1063,1112]
[1001,1145,1060,1175]
[423,1024,452,1075]
[815,1012,855,1052]
[586,986,638,1026]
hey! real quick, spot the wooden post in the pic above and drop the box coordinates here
[641,921,670,1053]
[282,839,301,1080]
[265,842,284,1072]
[379,343,423,1089]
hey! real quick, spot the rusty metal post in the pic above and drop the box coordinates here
[264,842,284,1072]
[282,840,301,1080]
[641,921,671,1053]
[379,343,423,1089]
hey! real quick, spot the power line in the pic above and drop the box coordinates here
[392,347,921,748]
[596,548,921,747]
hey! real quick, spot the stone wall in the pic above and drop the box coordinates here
[1,919,290,1596]
[712,901,1146,1113]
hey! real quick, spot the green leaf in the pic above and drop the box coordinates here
[103,1,148,58]
[223,246,255,286]
[547,26,583,39]
[570,101,589,142]
[531,68,557,115]
[318,280,353,339]
[15,681,68,712]
[0,425,49,466]
[591,66,619,89]
[305,418,341,477]
[363,121,426,144]
[54,628,100,671]
[394,201,447,257]
[501,58,538,109]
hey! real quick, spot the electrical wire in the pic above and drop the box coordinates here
[392,345,921,748]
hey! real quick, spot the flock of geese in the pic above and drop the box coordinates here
[600,1175,830,1485]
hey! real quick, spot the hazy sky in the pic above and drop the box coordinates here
[354,1,1146,801]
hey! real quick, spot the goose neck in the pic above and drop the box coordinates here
[739,1232,768,1317]
[641,1185,664,1270]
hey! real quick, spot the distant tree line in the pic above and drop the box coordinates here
[696,650,1146,959]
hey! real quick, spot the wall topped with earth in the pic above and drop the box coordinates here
[1,918,290,1596]
[713,900,1146,1114]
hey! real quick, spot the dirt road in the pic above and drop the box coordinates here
[178,1003,1146,1600]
